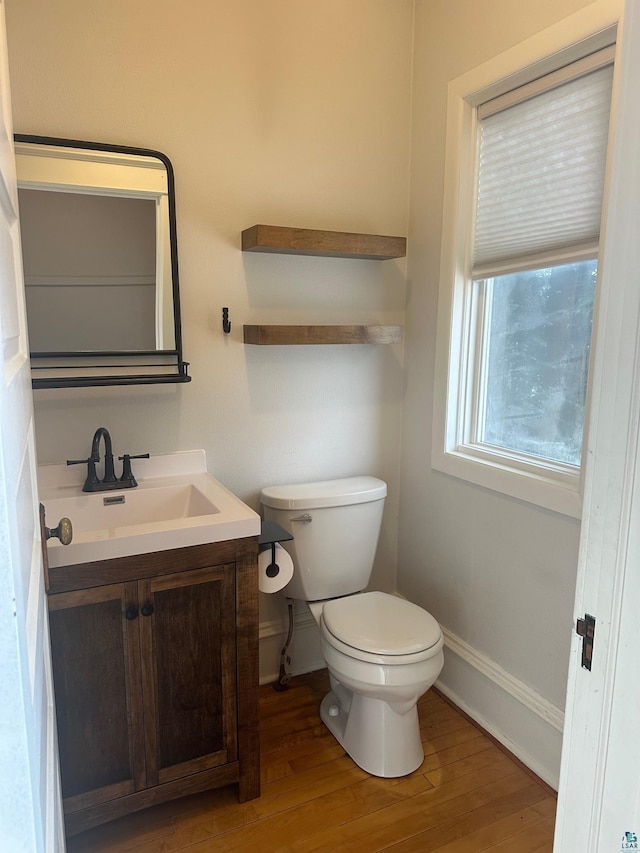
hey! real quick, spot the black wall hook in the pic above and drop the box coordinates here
[222,307,231,334]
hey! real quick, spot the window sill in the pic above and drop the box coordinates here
[432,445,582,519]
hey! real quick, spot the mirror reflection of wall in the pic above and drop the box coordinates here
[20,189,157,352]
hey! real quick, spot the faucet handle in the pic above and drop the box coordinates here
[66,457,100,490]
[118,453,149,487]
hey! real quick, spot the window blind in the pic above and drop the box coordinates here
[473,60,614,276]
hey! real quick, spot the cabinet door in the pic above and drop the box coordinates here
[48,582,145,811]
[138,564,237,786]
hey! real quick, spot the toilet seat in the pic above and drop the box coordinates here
[321,591,443,666]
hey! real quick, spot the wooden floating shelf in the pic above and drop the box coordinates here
[243,325,404,346]
[241,225,406,260]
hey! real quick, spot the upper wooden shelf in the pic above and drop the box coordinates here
[241,225,406,260]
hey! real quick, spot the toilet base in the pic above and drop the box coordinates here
[319,687,424,778]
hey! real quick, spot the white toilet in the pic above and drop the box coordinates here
[260,476,444,778]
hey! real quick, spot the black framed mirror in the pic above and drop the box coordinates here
[14,135,191,389]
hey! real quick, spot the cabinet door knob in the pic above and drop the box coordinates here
[125,606,139,621]
[141,603,154,617]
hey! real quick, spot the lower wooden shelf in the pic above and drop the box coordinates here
[243,325,403,345]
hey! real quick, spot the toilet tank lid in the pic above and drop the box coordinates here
[261,476,387,510]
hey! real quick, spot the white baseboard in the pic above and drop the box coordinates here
[259,609,325,685]
[437,626,564,790]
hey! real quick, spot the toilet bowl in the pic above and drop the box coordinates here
[308,591,444,777]
[260,476,444,778]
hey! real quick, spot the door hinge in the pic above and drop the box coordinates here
[576,613,596,670]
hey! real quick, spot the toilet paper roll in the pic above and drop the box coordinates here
[258,542,294,594]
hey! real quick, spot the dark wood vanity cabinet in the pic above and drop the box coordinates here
[46,537,260,836]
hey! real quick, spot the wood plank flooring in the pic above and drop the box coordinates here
[67,670,556,852]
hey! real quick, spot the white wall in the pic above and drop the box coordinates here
[6,0,414,677]
[401,0,611,787]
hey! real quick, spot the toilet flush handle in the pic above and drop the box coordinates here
[290,513,312,523]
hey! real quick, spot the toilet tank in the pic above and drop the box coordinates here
[260,476,387,601]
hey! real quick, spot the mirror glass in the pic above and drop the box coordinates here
[15,135,190,388]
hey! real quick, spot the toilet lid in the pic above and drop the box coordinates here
[322,591,441,656]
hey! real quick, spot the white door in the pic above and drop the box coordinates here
[0,0,64,849]
[554,0,640,850]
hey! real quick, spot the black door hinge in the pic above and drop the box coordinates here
[576,613,596,670]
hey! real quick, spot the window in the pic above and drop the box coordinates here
[478,260,597,468]
[433,35,616,518]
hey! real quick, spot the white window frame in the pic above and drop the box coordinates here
[431,3,621,520]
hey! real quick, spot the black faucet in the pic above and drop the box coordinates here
[67,428,149,492]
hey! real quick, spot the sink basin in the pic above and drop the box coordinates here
[39,451,261,568]
[47,483,219,531]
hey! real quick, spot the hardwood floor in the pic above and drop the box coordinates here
[67,670,556,852]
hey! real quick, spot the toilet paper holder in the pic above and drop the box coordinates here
[259,520,295,692]
[259,520,294,576]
